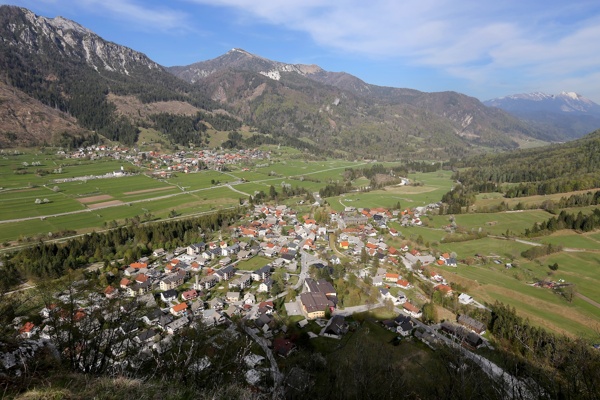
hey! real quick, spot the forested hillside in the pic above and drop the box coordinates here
[454,130,600,196]
[0,6,218,146]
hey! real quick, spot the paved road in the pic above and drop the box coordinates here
[575,292,600,309]
[240,323,284,398]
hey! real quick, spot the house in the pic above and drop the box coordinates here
[153,248,166,257]
[229,274,252,290]
[304,278,336,298]
[379,288,395,302]
[237,250,252,260]
[161,289,178,303]
[243,293,256,305]
[170,302,188,317]
[181,289,198,301]
[273,337,295,357]
[251,265,272,282]
[104,285,118,299]
[441,321,483,348]
[323,315,349,338]
[141,309,163,326]
[458,314,486,335]
[127,281,152,297]
[372,276,383,287]
[258,278,273,293]
[402,302,422,318]
[434,284,453,296]
[200,275,218,290]
[187,242,206,255]
[214,265,236,281]
[166,316,189,334]
[396,291,407,305]
[385,273,400,282]
[219,256,232,266]
[202,309,225,326]
[458,293,473,305]
[159,274,184,291]
[299,292,334,320]
[136,329,159,344]
[397,279,412,289]
[394,314,415,336]
[158,314,174,330]
[255,314,273,331]
[120,278,131,289]
[226,292,241,303]
[190,300,205,316]
[19,322,37,338]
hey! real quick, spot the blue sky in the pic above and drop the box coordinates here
[2,0,600,102]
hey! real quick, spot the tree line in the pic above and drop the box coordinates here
[1,208,243,286]
[488,302,600,399]
[525,208,600,237]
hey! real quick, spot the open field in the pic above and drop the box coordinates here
[435,260,600,338]
[474,188,600,211]
[236,256,272,271]
[531,230,600,250]
[328,170,454,212]
[427,210,552,236]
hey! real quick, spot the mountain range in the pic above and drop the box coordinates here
[0,5,597,157]
[484,92,600,140]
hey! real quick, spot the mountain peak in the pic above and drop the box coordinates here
[483,91,600,140]
[48,15,91,35]
[228,48,253,56]
[559,91,581,100]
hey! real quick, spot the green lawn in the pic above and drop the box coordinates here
[532,230,600,250]
[235,256,272,271]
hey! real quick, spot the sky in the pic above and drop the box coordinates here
[2,0,600,102]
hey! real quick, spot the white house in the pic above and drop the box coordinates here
[458,293,474,305]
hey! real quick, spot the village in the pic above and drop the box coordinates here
[58,144,271,173]
[3,201,492,389]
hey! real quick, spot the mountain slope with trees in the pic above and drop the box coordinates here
[0,5,219,146]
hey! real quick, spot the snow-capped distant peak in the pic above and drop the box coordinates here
[497,92,551,102]
[560,91,581,100]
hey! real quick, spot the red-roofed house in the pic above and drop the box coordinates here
[397,279,412,289]
[385,273,400,282]
[182,289,198,301]
[170,302,188,317]
[120,278,131,289]
[19,322,37,338]
[434,284,453,296]
[104,285,118,299]
[403,302,422,318]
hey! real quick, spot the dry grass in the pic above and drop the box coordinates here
[77,194,113,203]
[473,284,598,337]
[87,200,124,209]
[123,187,174,196]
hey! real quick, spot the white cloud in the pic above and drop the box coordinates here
[79,0,191,32]
[0,0,193,33]
[186,0,600,99]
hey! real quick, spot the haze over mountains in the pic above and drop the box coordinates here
[484,92,600,140]
[0,5,598,156]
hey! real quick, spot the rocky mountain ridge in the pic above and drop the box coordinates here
[0,6,583,155]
